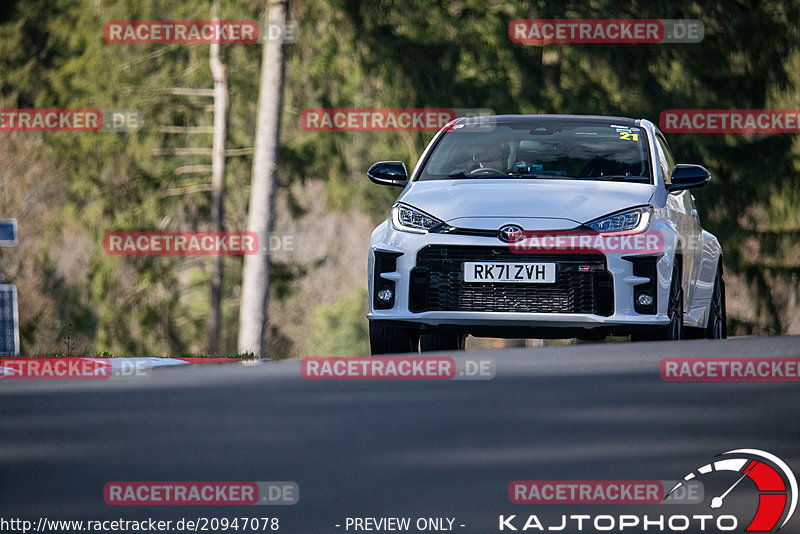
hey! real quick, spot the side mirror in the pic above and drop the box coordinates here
[667,164,711,192]
[367,161,408,187]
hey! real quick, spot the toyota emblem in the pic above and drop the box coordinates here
[498,224,525,243]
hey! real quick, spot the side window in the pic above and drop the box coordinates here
[656,134,676,184]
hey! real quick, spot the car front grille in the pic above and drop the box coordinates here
[409,245,613,315]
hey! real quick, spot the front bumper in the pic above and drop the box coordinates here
[367,221,673,336]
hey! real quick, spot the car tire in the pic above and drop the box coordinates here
[658,260,684,340]
[419,330,466,352]
[631,260,683,341]
[369,321,419,355]
[705,266,727,339]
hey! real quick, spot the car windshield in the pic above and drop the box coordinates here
[419,119,652,183]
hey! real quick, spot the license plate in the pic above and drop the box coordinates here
[463,262,556,283]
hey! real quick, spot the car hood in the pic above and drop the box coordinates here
[397,178,655,225]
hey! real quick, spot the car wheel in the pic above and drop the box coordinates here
[705,267,727,339]
[659,261,684,340]
[419,330,466,352]
[369,321,419,355]
[631,261,683,341]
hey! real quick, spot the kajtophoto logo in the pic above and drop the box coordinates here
[500,450,795,532]
[666,449,797,532]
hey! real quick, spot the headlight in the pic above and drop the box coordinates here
[586,206,652,233]
[391,203,445,234]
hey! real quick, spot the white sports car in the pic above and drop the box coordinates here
[366,114,725,354]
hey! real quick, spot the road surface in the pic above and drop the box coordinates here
[1,336,798,533]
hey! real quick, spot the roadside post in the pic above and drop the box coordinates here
[0,218,20,356]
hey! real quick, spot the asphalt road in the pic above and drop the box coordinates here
[1,336,799,533]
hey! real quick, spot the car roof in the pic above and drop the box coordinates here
[455,114,641,127]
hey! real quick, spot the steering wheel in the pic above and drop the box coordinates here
[469,167,504,175]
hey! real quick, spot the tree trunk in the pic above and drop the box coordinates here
[237,0,289,356]
[208,0,228,355]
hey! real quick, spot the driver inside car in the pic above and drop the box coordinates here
[466,142,506,173]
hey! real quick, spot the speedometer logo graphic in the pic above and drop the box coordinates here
[666,449,797,531]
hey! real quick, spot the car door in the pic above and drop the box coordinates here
[655,132,702,306]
